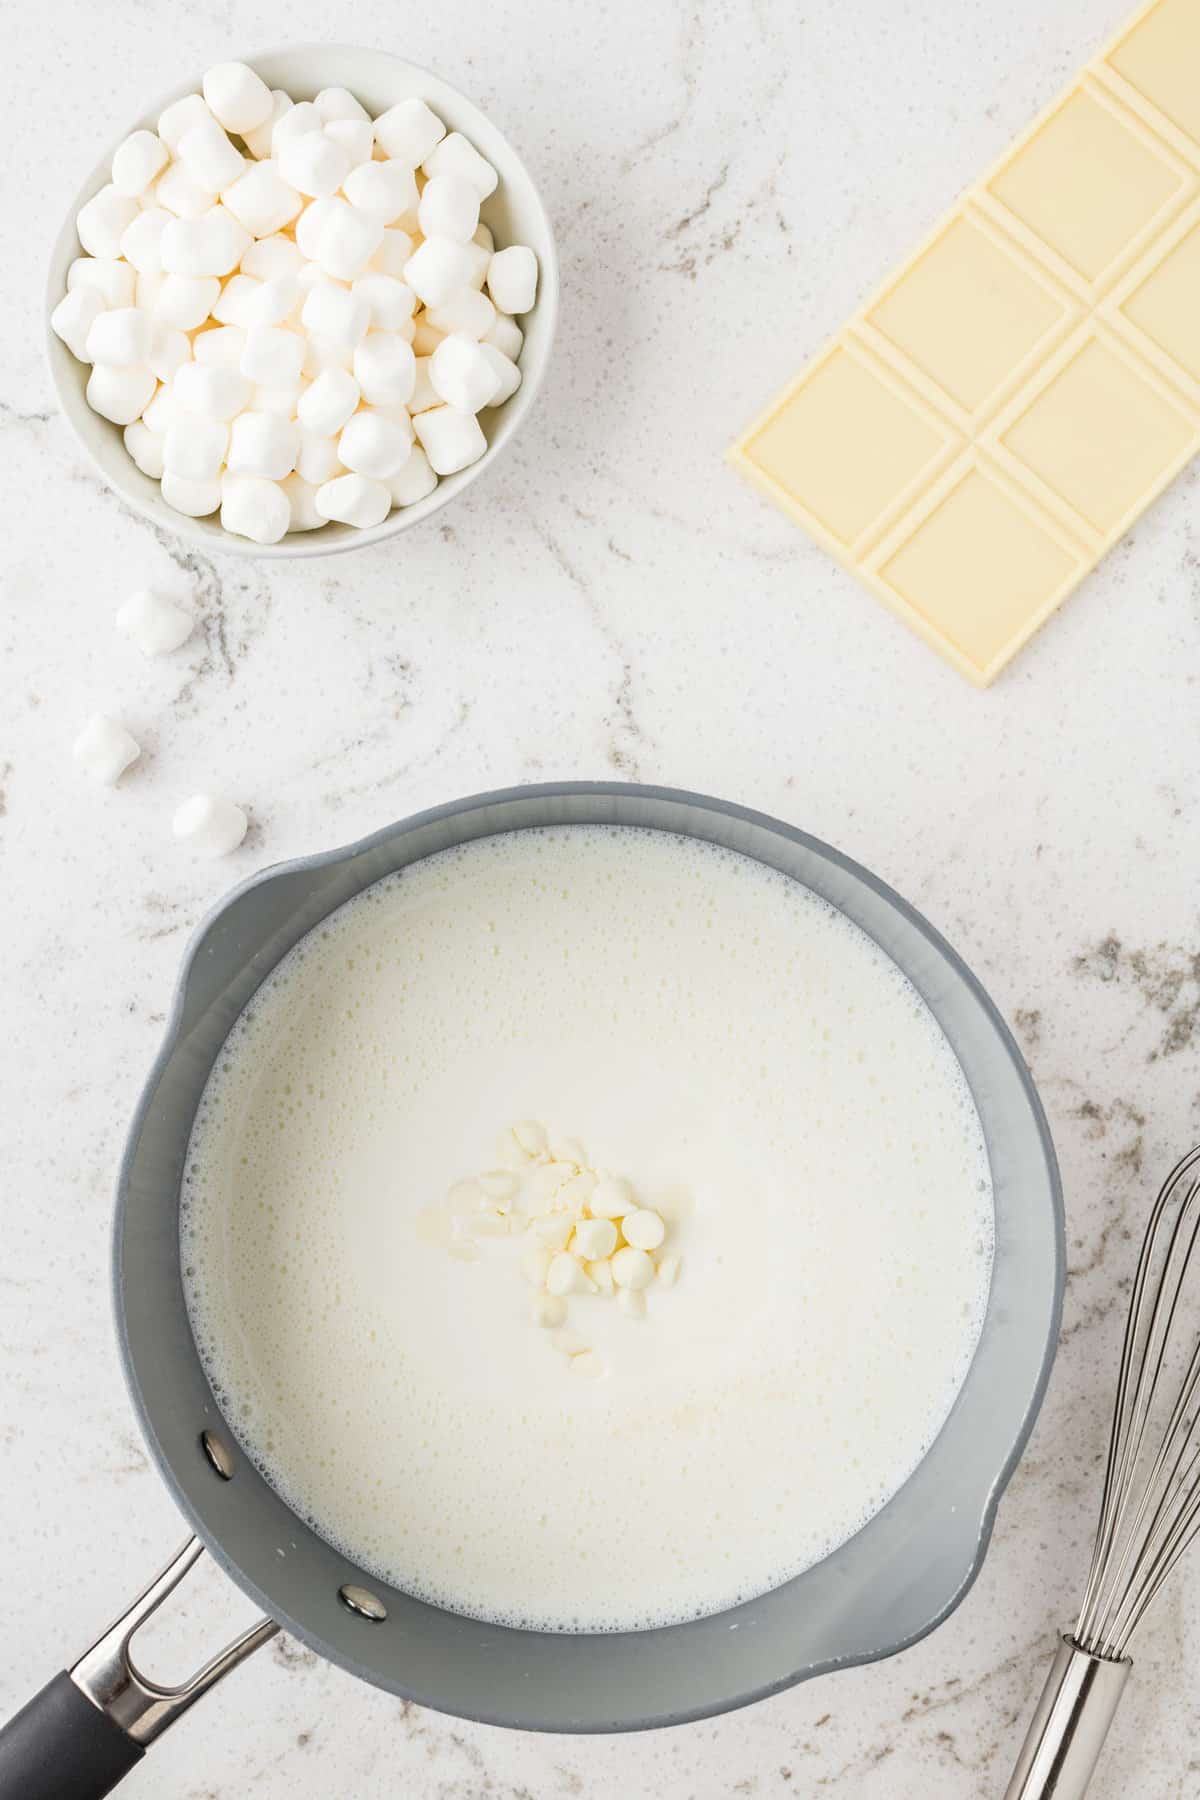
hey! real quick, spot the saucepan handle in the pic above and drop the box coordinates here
[0,1537,278,1800]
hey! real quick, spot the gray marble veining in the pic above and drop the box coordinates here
[4,0,1200,1793]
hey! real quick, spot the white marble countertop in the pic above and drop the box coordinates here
[5,0,1200,1793]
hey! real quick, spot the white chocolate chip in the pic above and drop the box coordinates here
[549,1328,588,1357]
[521,1247,552,1288]
[617,1288,646,1320]
[532,1214,574,1251]
[611,1246,655,1291]
[471,1212,509,1237]
[622,1208,666,1251]
[478,1170,517,1202]
[530,1294,566,1328]
[590,1176,635,1219]
[550,1137,587,1167]
[512,1120,548,1157]
[572,1217,617,1261]
[656,1254,682,1287]
[558,1171,597,1213]
[585,1258,614,1295]
[447,1178,484,1211]
[570,1350,605,1379]
[546,1252,594,1297]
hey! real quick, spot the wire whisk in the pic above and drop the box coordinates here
[1007,1144,1200,1800]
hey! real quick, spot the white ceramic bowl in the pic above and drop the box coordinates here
[45,45,559,558]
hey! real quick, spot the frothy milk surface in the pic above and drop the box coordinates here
[182,825,994,1632]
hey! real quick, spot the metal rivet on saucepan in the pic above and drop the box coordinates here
[200,1429,235,1480]
[338,1584,388,1622]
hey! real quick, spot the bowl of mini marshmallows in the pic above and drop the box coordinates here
[47,46,557,555]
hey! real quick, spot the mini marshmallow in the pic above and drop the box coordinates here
[324,119,374,173]
[51,286,104,361]
[338,409,413,478]
[116,587,193,655]
[281,471,325,531]
[177,116,245,195]
[160,212,243,277]
[227,411,299,479]
[484,312,523,360]
[153,273,220,330]
[403,236,479,308]
[123,420,165,477]
[295,429,340,485]
[294,196,340,259]
[160,471,222,515]
[111,130,168,198]
[353,332,416,406]
[351,273,415,332]
[590,1177,635,1219]
[315,86,370,124]
[221,161,302,238]
[68,256,136,308]
[277,129,349,200]
[374,97,446,166]
[418,174,479,243]
[429,333,501,411]
[343,159,418,222]
[407,355,439,414]
[302,336,355,378]
[530,1294,567,1329]
[212,272,261,326]
[300,281,369,349]
[157,93,215,153]
[191,325,247,369]
[622,1209,666,1251]
[616,1288,647,1320]
[314,472,392,528]
[297,367,360,436]
[423,131,498,198]
[73,714,140,785]
[573,1218,618,1261]
[202,62,273,134]
[412,405,486,475]
[611,1247,655,1291]
[163,414,228,480]
[220,473,291,544]
[242,90,293,160]
[461,240,492,290]
[154,161,218,221]
[135,269,164,311]
[119,206,172,274]
[368,228,415,277]
[146,322,190,382]
[172,792,249,855]
[478,341,521,406]
[251,381,302,418]
[174,360,250,418]
[473,221,495,253]
[240,324,304,387]
[486,245,538,315]
[77,185,140,259]
[241,233,305,280]
[243,272,301,326]
[86,363,156,425]
[141,384,177,435]
[315,200,383,281]
[426,287,495,340]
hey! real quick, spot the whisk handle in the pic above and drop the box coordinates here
[1004,1637,1131,1799]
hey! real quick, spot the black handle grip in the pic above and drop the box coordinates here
[0,1671,144,1800]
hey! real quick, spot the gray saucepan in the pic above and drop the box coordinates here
[0,782,1064,1799]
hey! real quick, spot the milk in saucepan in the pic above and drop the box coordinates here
[182,826,993,1632]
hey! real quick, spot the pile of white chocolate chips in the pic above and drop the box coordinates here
[425,1121,684,1378]
[51,62,538,542]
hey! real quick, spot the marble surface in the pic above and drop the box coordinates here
[4,0,1200,1793]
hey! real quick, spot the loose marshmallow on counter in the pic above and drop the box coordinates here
[423,131,498,198]
[314,472,392,528]
[219,473,290,543]
[111,130,168,198]
[373,96,445,165]
[116,587,194,655]
[202,62,273,134]
[172,793,248,856]
[411,405,485,475]
[73,714,140,785]
[486,245,538,315]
